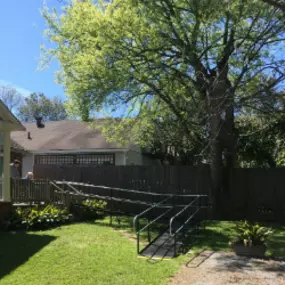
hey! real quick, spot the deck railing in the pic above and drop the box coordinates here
[9,179,63,204]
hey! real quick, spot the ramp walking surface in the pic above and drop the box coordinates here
[140,226,195,259]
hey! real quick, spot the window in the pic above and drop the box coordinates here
[77,154,114,165]
[35,154,115,165]
[35,155,74,165]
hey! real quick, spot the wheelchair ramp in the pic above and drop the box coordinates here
[140,226,196,259]
[133,194,208,259]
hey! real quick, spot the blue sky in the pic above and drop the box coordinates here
[0,0,65,99]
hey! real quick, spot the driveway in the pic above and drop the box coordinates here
[171,251,285,285]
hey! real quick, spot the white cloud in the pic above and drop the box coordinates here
[0,80,32,97]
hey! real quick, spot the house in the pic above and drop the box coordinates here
[11,120,159,177]
[0,100,25,204]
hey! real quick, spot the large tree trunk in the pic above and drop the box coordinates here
[207,79,236,218]
[210,137,223,218]
[223,102,237,203]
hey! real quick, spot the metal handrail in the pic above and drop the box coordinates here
[133,195,173,254]
[137,208,173,234]
[169,196,201,235]
[133,196,173,231]
[50,181,69,193]
[52,181,169,207]
[55,181,206,198]
[54,180,208,257]
[169,195,207,256]
[171,208,199,237]
[64,183,83,195]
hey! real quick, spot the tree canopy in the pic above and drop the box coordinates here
[17,92,68,122]
[43,0,285,195]
[262,0,285,10]
[0,85,24,112]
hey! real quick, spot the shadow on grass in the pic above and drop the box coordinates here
[267,225,285,258]
[95,218,236,256]
[180,221,236,255]
[0,231,56,279]
[94,215,167,238]
[93,218,285,260]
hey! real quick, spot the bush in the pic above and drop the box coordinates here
[82,199,107,210]
[5,205,72,230]
[71,199,107,221]
[230,220,273,247]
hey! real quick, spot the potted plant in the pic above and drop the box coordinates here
[229,221,272,257]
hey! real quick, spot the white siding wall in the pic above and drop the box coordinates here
[22,153,34,177]
[142,155,161,165]
[126,150,143,165]
[128,153,161,165]
[115,152,126,165]
[126,148,161,166]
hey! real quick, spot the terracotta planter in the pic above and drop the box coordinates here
[232,243,266,257]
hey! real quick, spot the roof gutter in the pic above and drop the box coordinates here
[30,148,130,154]
[0,100,26,132]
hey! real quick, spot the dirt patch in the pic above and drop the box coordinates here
[171,251,285,285]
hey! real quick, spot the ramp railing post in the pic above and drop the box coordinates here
[137,219,140,254]
[110,188,113,226]
[147,219,151,242]
[174,233,177,257]
[133,216,140,254]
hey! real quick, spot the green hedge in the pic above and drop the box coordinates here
[5,205,72,230]
[3,199,107,231]
[70,199,107,221]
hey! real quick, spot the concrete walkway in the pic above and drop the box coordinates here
[171,251,285,285]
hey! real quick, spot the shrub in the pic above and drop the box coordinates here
[82,199,107,210]
[23,205,72,230]
[70,199,107,221]
[230,220,273,247]
[5,205,72,230]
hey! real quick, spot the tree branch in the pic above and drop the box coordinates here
[262,0,285,10]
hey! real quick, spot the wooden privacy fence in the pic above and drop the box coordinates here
[225,168,285,222]
[34,165,211,195]
[4,165,285,222]
[8,179,210,220]
[33,165,285,223]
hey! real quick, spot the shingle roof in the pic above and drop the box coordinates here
[0,100,26,131]
[0,138,25,152]
[11,120,127,152]
[11,139,26,152]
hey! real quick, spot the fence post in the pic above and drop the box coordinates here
[10,178,13,202]
[61,181,65,206]
[66,192,71,209]
[47,179,50,202]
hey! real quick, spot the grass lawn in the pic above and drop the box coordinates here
[0,219,284,285]
[191,221,285,258]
